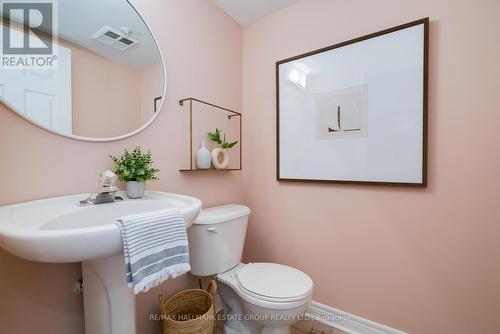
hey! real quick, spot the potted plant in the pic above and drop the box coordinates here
[109,147,160,199]
[207,128,238,169]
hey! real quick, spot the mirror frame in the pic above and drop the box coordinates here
[1,0,166,142]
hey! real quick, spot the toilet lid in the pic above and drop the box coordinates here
[236,263,313,302]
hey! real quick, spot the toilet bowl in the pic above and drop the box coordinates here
[218,263,313,334]
[188,205,313,334]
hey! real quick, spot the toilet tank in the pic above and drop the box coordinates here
[188,204,250,276]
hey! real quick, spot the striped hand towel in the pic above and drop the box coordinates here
[116,208,191,294]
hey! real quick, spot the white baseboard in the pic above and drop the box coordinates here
[307,301,408,334]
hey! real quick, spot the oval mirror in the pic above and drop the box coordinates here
[0,0,165,141]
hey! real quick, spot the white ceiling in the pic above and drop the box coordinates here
[57,0,160,70]
[1,0,161,70]
[212,0,302,26]
[2,0,301,69]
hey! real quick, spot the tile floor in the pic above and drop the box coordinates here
[215,316,346,334]
[292,319,347,334]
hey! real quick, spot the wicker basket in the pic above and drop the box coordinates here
[159,280,217,334]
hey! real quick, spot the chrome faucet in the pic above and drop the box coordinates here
[78,171,123,206]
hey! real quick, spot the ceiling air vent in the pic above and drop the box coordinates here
[92,26,139,51]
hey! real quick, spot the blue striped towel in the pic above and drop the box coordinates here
[116,208,191,294]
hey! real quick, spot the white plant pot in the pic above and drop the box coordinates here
[196,141,212,169]
[211,148,229,169]
[126,181,145,199]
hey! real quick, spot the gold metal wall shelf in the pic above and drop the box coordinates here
[179,97,242,172]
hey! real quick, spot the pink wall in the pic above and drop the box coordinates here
[242,0,500,333]
[139,64,163,125]
[0,0,242,333]
[71,44,143,138]
[73,47,164,138]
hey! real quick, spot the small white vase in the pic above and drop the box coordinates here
[196,141,212,169]
[126,181,145,199]
[211,148,229,169]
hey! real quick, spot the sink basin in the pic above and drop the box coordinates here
[0,191,202,263]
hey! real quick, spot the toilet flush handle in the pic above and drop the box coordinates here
[207,227,217,233]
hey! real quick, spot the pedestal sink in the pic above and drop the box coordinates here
[0,191,202,334]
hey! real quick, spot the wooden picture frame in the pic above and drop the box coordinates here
[276,18,429,186]
[154,96,162,113]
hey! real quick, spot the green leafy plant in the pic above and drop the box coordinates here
[109,147,160,182]
[207,128,238,149]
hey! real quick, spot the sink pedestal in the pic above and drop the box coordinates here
[82,254,136,334]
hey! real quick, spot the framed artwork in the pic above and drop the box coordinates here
[276,18,429,186]
[154,96,162,113]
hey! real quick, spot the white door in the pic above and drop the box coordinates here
[0,26,72,135]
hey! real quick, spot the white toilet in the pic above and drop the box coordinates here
[188,204,313,334]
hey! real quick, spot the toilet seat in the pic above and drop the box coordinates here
[217,262,313,310]
[236,263,313,303]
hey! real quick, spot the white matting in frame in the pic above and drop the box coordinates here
[277,18,428,186]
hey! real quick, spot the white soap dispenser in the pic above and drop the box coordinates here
[196,141,212,169]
